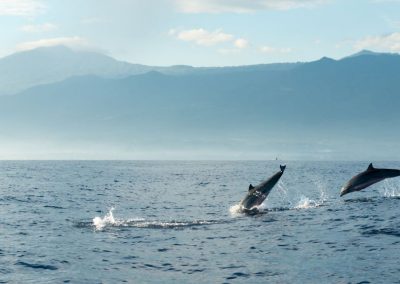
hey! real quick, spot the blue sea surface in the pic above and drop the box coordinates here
[0,161,400,283]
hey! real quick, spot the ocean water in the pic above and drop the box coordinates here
[1,161,400,283]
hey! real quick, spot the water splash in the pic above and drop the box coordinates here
[229,203,243,216]
[92,207,117,230]
[315,179,329,203]
[229,178,328,215]
[292,177,329,210]
[275,180,293,208]
[93,208,220,230]
[92,207,145,230]
[294,196,320,209]
[381,179,400,197]
[294,194,326,209]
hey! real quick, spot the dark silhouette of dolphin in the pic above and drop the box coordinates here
[340,163,400,197]
[239,165,286,213]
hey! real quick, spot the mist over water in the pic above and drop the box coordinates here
[1,161,400,283]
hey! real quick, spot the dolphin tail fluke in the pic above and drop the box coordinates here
[280,165,286,172]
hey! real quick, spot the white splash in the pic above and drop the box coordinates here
[93,207,117,230]
[93,208,214,230]
[257,202,268,211]
[294,195,320,209]
[315,179,328,203]
[381,179,400,197]
[229,203,243,216]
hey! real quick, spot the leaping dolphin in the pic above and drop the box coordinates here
[239,165,286,213]
[340,163,400,197]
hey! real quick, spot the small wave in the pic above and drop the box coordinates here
[266,206,292,212]
[343,197,376,203]
[362,228,400,237]
[15,261,58,270]
[43,205,65,209]
[92,208,221,231]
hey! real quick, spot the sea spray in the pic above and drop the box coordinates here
[381,179,400,197]
[294,192,328,209]
[295,196,319,209]
[229,203,244,216]
[93,207,218,230]
[275,180,293,208]
[93,207,116,230]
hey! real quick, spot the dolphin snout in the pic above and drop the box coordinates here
[340,187,349,197]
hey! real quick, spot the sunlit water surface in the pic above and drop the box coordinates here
[1,161,400,283]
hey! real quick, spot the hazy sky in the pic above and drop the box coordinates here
[1,0,400,66]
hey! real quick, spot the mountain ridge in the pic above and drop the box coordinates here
[0,48,399,159]
[1,46,399,159]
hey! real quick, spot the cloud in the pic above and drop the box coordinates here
[16,36,89,51]
[259,45,292,53]
[0,0,45,16]
[172,28,234,46]
[170,28,250,54]
[234,38,249,49]
[20,23,57,33]
[354,32,400,52]
[174,0,328,13]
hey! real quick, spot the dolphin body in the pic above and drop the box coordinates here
[340,163,400,197]
[239,165,286,213]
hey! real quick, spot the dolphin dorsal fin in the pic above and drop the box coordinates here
[367,163,375,171]
[248,184,255,191]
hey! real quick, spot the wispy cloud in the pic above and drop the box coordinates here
[354,32,400,52]
[170,28,251,54]
[16,36,89,51]
[170,28,234,46]
[20,23,57,33]
[174,0,328,13]
[0,0,45,16]
[234,38,249,49]
[259,45,292,53]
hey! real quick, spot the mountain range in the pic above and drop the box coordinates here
[0,46,399,160]
[0,46,299,96]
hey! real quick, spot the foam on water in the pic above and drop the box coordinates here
[93,207,221,230]
[293,179,328,209]
[229,203,243,216]
[294,196,320,209]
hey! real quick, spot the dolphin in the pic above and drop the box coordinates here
[239,165,286,213]
[340,163,400,197]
